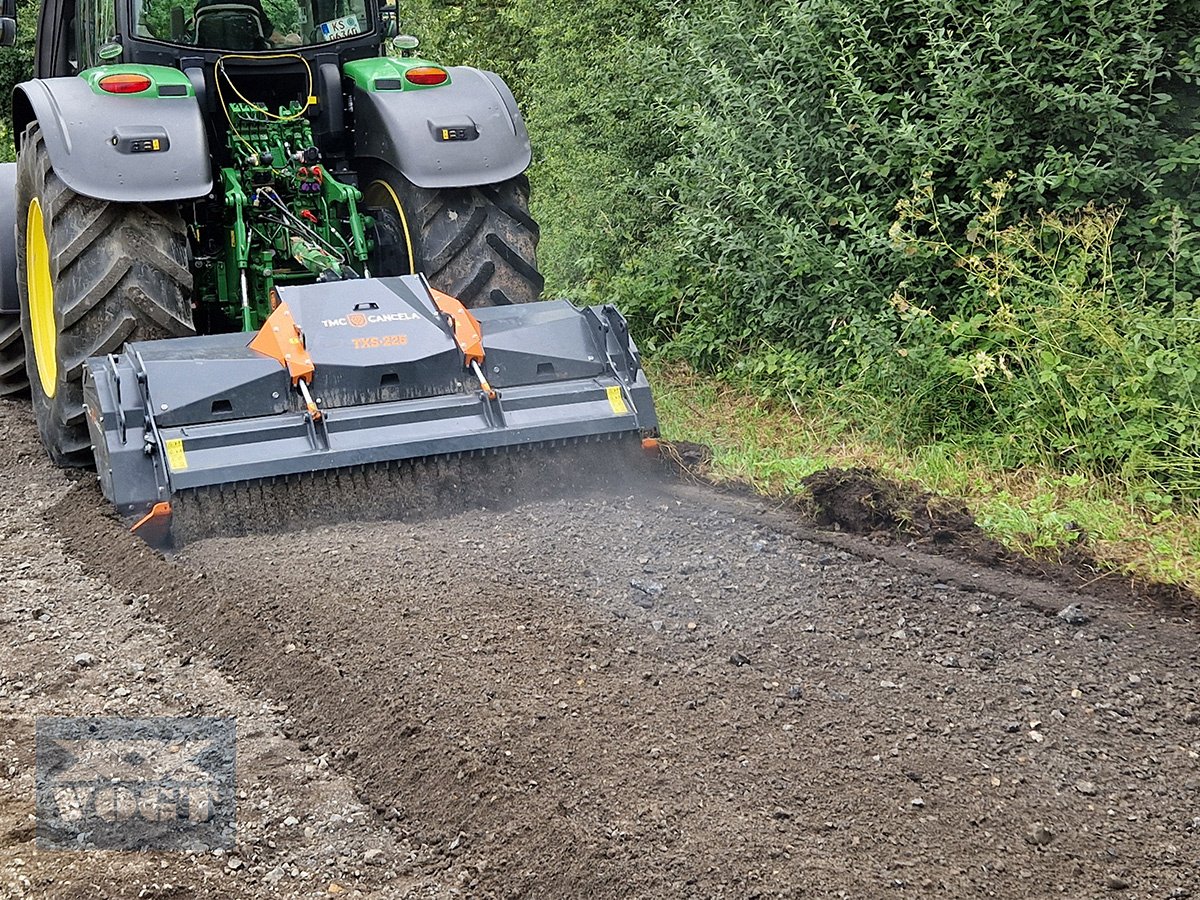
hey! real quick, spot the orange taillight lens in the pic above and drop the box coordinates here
[98,73,153,94]
[405,66,448,86]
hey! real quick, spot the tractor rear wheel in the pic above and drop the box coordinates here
[363,169,543,307]
[16,124,196,466]
[0,314,28,398]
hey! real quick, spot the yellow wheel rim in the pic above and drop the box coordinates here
[366,179,416,274]
[26,197,57,398]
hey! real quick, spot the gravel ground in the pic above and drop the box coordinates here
[5,396,1200,898]
[0,400,453,899]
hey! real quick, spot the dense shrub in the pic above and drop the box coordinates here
[632,0,1200,365]
[881,179,1200,494]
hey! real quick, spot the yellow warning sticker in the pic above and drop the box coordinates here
[165,438,189,472]
[606,386,629,415]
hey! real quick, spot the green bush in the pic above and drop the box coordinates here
[629,0,1200,366]
[879,179,1200,496]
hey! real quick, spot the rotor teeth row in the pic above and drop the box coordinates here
[168,434,648,546]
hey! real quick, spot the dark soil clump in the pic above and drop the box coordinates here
[802,466,1197,617]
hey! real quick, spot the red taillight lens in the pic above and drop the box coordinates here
[98,73,153,94]
[405,66,448,86]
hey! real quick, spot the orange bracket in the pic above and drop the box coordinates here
[248,301,321,420]
[131,501,172,545]
[249,301,315,386]
[430,288,485,366]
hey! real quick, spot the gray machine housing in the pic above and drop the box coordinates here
[84,275,657,516]
[12,78,215,203]
[354,67,532,189]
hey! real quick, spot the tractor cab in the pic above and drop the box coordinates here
[26,0,386,77]
[137,0,375,53]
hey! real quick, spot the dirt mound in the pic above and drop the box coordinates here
[802,466,1197,617]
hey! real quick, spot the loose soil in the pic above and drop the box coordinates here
[3,398,1200,898]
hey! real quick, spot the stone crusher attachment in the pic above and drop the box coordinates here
[83,275,657,542]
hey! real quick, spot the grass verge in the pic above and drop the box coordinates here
[649,362,1200,593]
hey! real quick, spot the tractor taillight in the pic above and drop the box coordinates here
[405,66,448,86]
[98,73,153,94]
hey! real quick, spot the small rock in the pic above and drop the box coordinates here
[729,651,751,667]
[73,653,96,668]
[785,684,803,700]
[1003,722,1020,733]
[192,797,214,822]
[263,867,285,886]
[112,687,131,698]
[363,848,385,864]
[910,797,925,808]
[630,578,664,597]
[1057,604,1090,626]
[283,816,300,827]
[328,884,346,895]
[1075,780,1097,796]
[1028,730,1045,743]
[1025,823,1055,846]
[227,857,243,870]
[1185,710,1200,725]
[940,655,962,669]
[1105,874,1129,891]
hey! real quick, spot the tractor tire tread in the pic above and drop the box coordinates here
[0,315,29,398]
[364,168,542,307]
[17,123,195,467]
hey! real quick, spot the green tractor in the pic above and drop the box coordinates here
[0,0,656,538]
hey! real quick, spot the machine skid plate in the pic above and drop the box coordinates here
[82,275,657,522]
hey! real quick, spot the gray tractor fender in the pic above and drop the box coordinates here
[354,67,532,189]
[12,77,213,203]
[0,163,17,315]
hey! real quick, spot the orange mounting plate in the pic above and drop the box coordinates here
[248,301,315,385]
[430,288,485,366]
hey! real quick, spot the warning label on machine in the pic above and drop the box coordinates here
[165,439,189,472]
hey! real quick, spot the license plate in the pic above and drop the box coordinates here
[320,15,360,40]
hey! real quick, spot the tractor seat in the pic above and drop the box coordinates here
[193,3,267,50]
